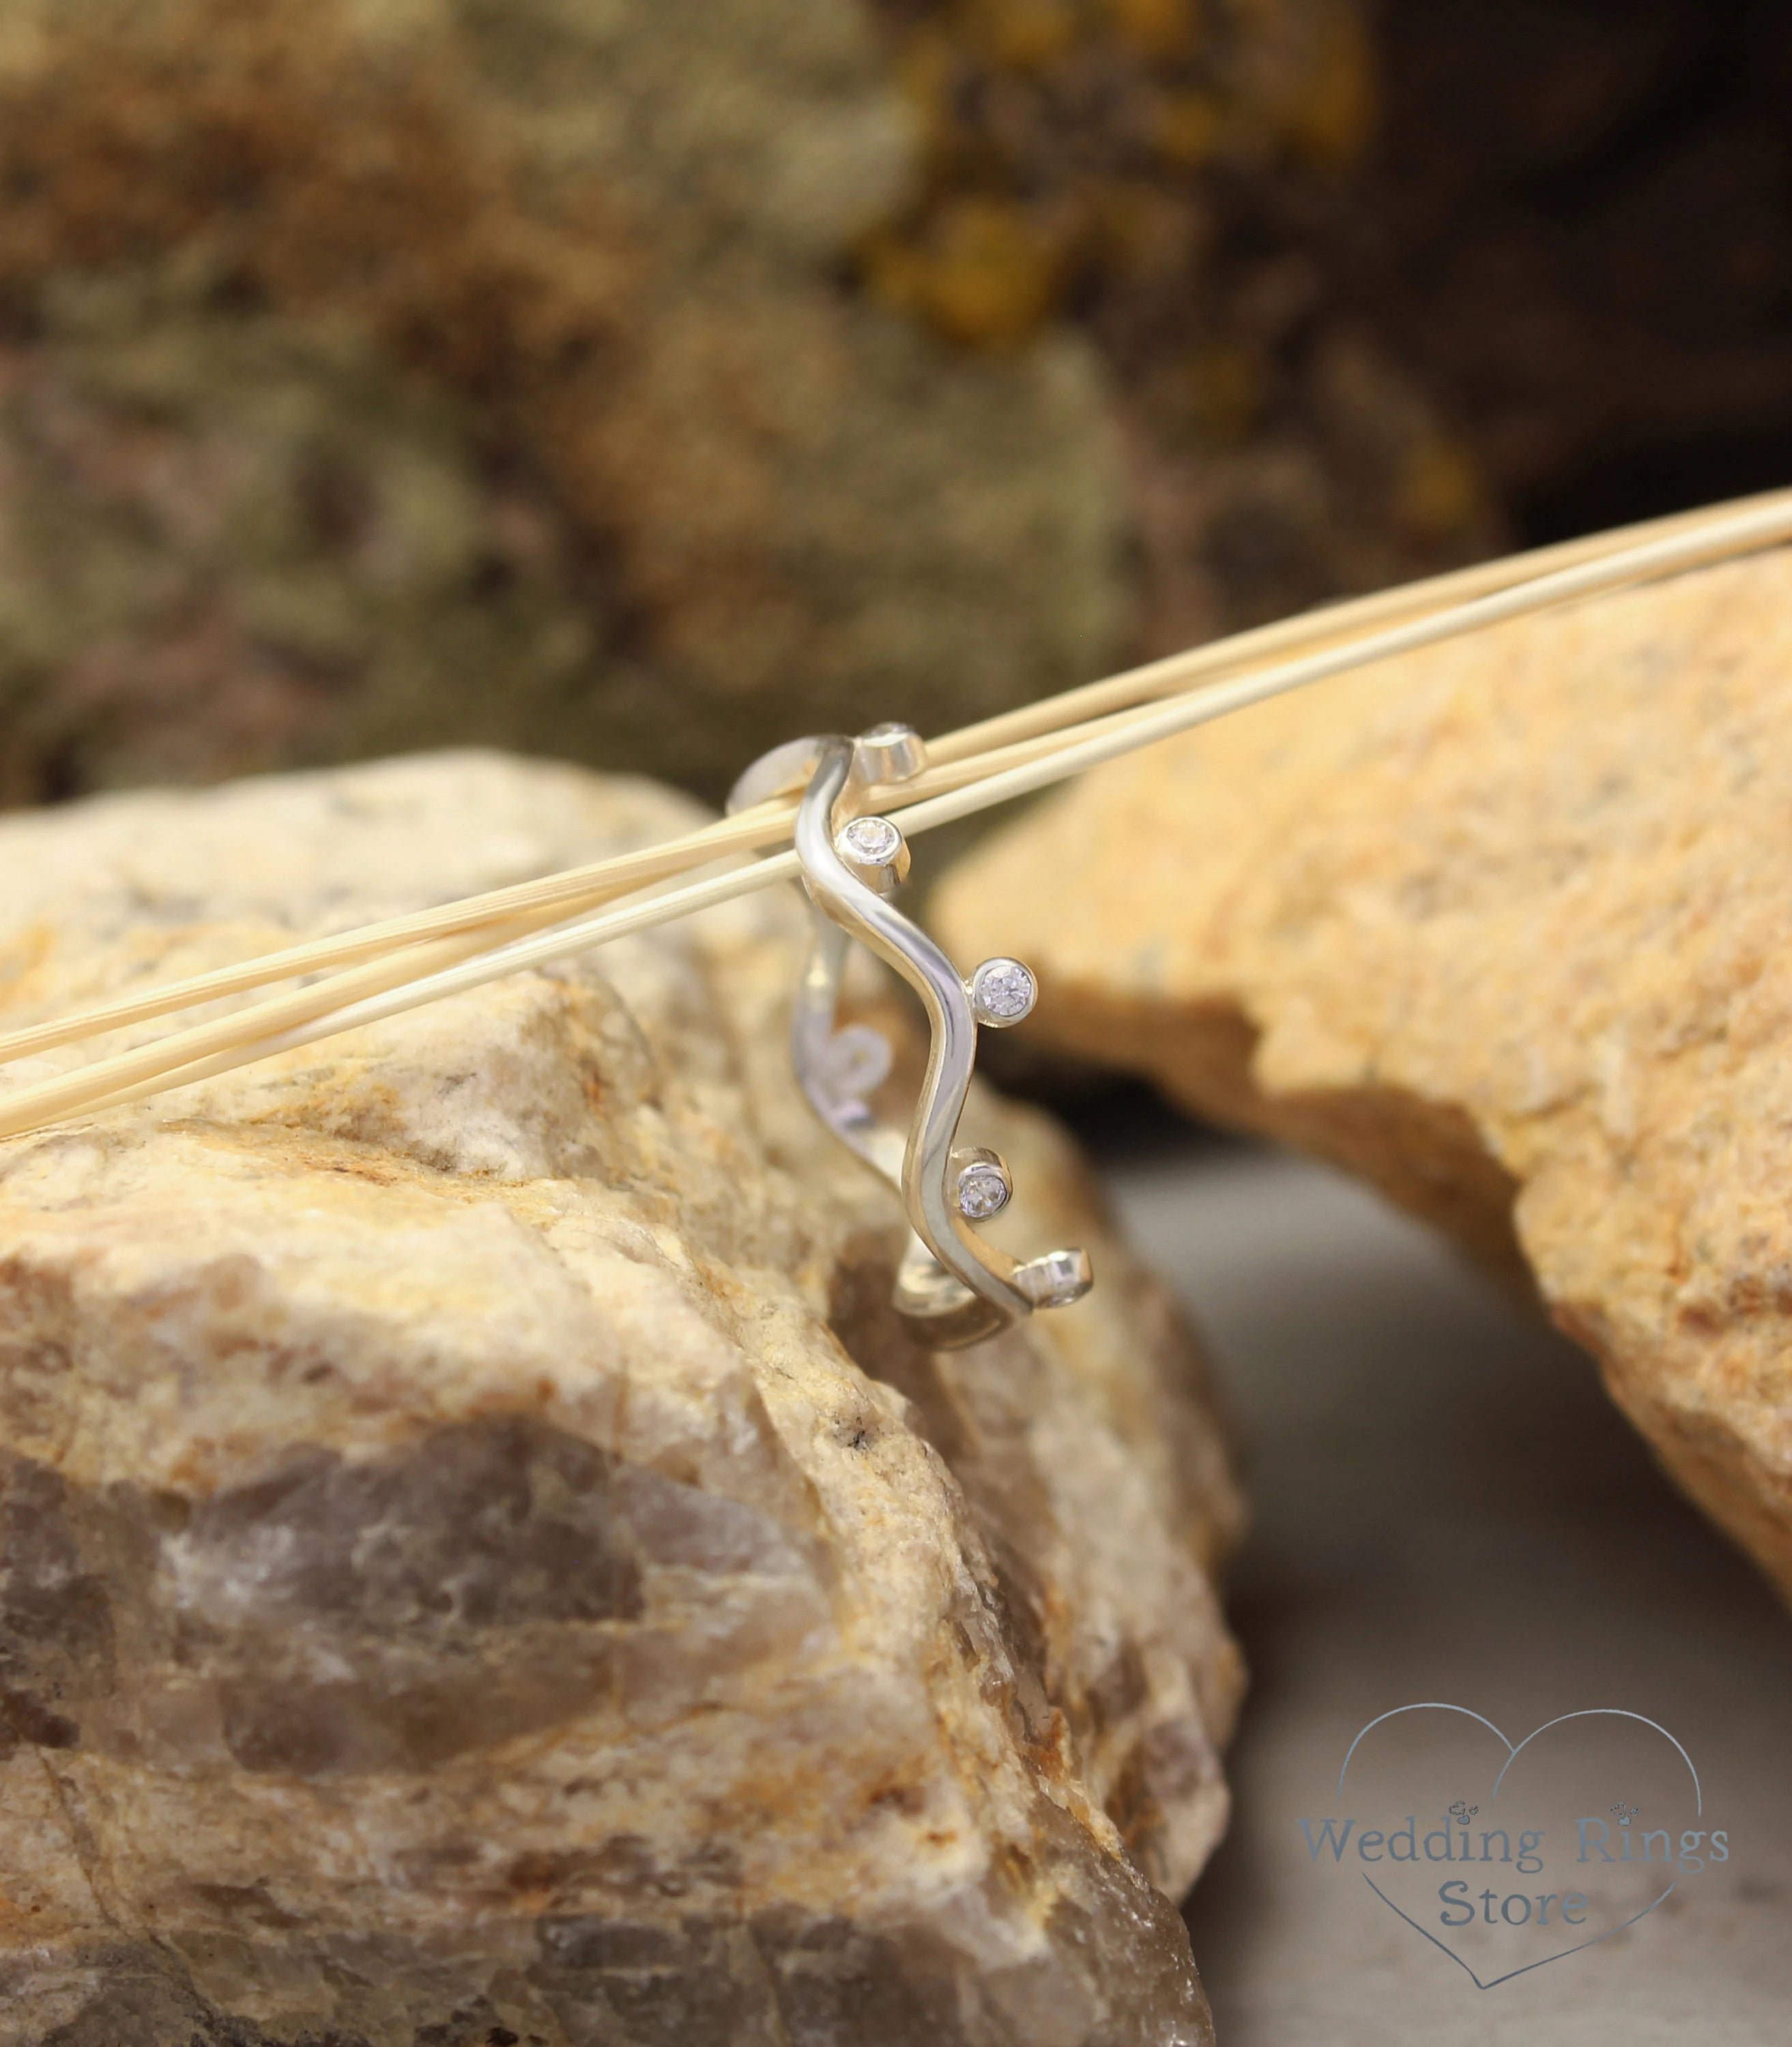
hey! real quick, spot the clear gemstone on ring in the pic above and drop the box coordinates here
[968,957,1036,1026]
[955,1159,1011,1220]
[837,815,902,867]
[1015,1246,1093,1307]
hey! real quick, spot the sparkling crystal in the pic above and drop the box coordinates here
[1015,1246,1093,1308]
[1035,1249,1084,1291]
[853,724,927,787]
[955,1159,1011,1221]
[837,815,902,867]
[968,957,1036,1026]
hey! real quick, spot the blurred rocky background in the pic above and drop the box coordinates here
[0,0,1787,807]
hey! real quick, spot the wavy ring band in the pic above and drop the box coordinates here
[730,725,1092,1348]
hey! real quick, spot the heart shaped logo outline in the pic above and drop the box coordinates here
[1335,1702,1703,1992]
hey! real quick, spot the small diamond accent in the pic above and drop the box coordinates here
[968,957,1036,1027]
[1015,1245,1093,1307]
[955,1159,1011,1221]
[837,815,902,867]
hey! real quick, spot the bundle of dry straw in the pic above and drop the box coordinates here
[5,487,1791,1142]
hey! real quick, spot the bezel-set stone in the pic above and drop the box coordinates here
[1014,1245,1093,1309]
[853,722,927,785]
[967,957,1037,1027]
[837,815,903,868]
[954,1157,1011,1221]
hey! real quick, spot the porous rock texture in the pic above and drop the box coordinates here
[935,545,1792,1608]
[0,752,1242,2046]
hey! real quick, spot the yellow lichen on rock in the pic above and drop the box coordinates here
[935,545,1792,1605]
[861,0,1495,650]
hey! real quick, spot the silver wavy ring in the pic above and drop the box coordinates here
[729,724,1092,1349]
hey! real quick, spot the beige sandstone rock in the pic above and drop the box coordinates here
[0,752,1241,2046]
[937,543,1792,1610]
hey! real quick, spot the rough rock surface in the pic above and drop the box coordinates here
[0,0,1123,805]
[0,752,1241,2045]
[865,0,1503,651]
[935,545,1792,1608]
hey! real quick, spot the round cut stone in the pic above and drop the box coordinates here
[837,815,902,867]
[955,1159,1011,1220]
[855,723,926,782]
[968,957,1036,1026]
